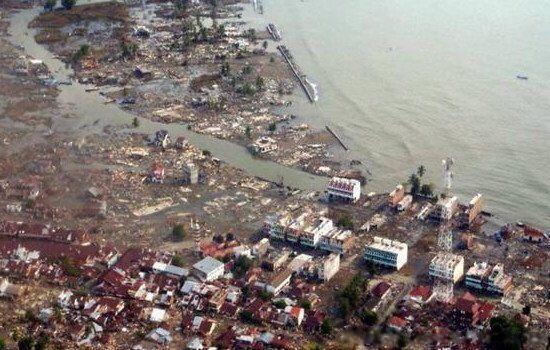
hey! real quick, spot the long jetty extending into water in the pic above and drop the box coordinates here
[326,125,349,151]
[277,45,317,103]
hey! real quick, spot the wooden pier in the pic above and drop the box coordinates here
[277,45,316,103]
[325,125,349,151]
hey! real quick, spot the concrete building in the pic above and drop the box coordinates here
[388,184,405,208]
[183,162,199,185]
[249,136,278,155]
[325,177,361,203]
[317,253,340,281]
[429,252,464,283]
[263,209,353,254]
[364,237,408,270]
[192,256,225,281]
[319,228,354,255]
[397,195,413,212]
[465,262,512,295]
[459,194,483,228]
[429,196,459,223]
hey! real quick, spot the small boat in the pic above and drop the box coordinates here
[516,74,528,80]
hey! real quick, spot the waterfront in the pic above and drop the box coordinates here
[243,0,550,227]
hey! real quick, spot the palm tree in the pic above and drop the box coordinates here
[417,165,426,178]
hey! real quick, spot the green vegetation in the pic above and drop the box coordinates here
[300,299,312,310]
[321,318,333,335]
[262,40,269,50]
[72,44,90,62]
[132,117,140,128]
[172,224,185,240]
[337,215,354,230]
[240,310,255,323]
[408,165,434,197]
[220,60,230,76]
[44,0,56,11]
[359,310,378,326]
[338,272,367,318]
[397,332,408,349]
[232,255,253,279]
[245,125,252,139]
[60,256,79,277]
[61,0,77,10]
[202,149,211,157]
[259,289,273,301]
[267,122,276,133]
[34,334,50,350]
[0,336,5,350]
[17,335,34,350]
[242,64,253,75]
[241,285,250,302]
[120,41,138,59]
[522,304,531,316]
[237,83,256,96]
[274,300,286,309]
[171,254,185,267]
[488,316,527,350]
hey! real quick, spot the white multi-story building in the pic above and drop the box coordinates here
[325,177,361,203]
[302,216,333,247]
[364,237,408,270]
[263,209,353,254]
[465,262,512,295]
[428,252,464,283]
[192,256,225,282]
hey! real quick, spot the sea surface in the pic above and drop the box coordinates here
[245,0,550,228]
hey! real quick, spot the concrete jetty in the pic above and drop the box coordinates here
[277,45,316,103]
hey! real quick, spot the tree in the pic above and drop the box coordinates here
[171,254,185,267]
[489,316,527,350]
[220,60,230,76]
[337,215,354,230]
[245,125,252,139]
[34,334,50,350]
[408,173,420,195]
[262,40,268,50]
[259,289,272,300]
[232,255,253,279]
[420,183,434,197]
[120,41,138,59]
[132,117,140,128]
[522,304,531,316]
[61,0,76,10]
[360,310,378,326]
[242,64,253,75]
[321,318,333,335]
[300,299,312,310]
[274,300,286,309]
[0,336,5,350]
[397,333,408,349]
[172,224,185,240]
[267,122,276,133]
[241,285,250,302]
[17,336,34,350]
[202,149,211,157]
[417,165,426,178]
[72,44,90,62]
[44,0,56,11]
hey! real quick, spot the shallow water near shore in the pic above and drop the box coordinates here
[7,5,328,193]
[246,0,550,227]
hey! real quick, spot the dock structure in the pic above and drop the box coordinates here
[267,23,282,41]
[277,45,316,103]
[325,125,349,151]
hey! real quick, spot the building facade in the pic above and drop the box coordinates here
[364,237,408,270]
[429,252,464,283]
[325,177,361,203]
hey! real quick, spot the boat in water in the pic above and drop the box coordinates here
[516,74,528,80]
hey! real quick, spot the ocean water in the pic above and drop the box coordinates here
[245,0,550,228]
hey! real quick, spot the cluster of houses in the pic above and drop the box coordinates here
[0,218,340,348]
